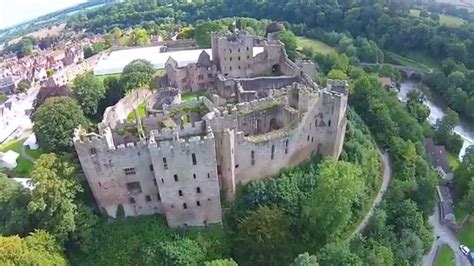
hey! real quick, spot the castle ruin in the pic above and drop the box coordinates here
[74,31,348,227]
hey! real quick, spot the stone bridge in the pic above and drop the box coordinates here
[360,63,433,80]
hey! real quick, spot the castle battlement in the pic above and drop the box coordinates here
[75,31,347,228]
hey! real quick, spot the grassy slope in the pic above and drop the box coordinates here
[384,51,434,71]
[127,103,146,121]
[295,36,336,55]
[409,9,464,26]
[435,245,455,266]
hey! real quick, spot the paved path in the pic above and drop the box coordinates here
[423,206,471,266]
[20,144,35,163]
[352,149,392,236]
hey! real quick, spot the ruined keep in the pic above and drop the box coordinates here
[74,31,348,228]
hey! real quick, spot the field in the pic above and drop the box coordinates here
[384,51,434,72]
[295,36,336,55]
[435,245,455,266]
[9,23,66,45]
[409,9,464,26]
[458,221,474,249]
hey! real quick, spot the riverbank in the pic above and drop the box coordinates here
[399,80,474,160]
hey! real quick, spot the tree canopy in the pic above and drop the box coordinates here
[72,72,106,116]
[120,59,155,91]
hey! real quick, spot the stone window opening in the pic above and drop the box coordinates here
[183,203,187,209]
[238,65,241,70]
[192,153,197,165]
[230,57,232,61]
[90,148,97,155]
[311,137,314,143]
[157,192,161,201]
[153,179,157,186]
[207,173,210,178]
[251,150,255,165]
[123,167,136,176]
[246,47,249,51]
[129,197,136,204]
[163,158,168,169]
[149,164,154,171]
[235,164,239,168]
[230,66,232,70]
[126,182,142,194]
[271,145,275,160]
[161,178,164,184]
[178,190,183,197]
[174,174,179,182]
[230,49,232,53]
[328,120,332,127]
[238,48,240,52]
[197,187,201,194]
[315,119,318,127]
[307,135,310,142]
[171,204,174,208]
[98,181,102,187]
[285,139,289,154]
[247,55,250,59]
[197,201,201,207]
[238,56,241,61]
[145,195,151,202]
[193,174,196,179]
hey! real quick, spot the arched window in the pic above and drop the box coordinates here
[192,153,197,165]
[178,190,183,197]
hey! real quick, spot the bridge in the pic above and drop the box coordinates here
[360,63,433,80]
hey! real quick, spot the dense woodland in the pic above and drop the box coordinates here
[2,0,474,265]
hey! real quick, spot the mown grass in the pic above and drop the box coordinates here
[384,51,434,72]
[435,244,455,266]
[295,36,337,55]
[0,138,35,177]
[0,95,8,104]
[459,220,474,249]
[95,73,121,83]
[447,152,460,171]
[409,9,464,26]
[181,91,205,102]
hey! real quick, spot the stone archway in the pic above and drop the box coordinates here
[272,64,281,74]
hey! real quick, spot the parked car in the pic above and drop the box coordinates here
[460,245,470,256]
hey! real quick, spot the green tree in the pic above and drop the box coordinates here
[406,90,430,123]
[319,241,363,266]
[461,177,474,219]
[33,97,88,153]
[73,72,106,116]
[131,28,150,46]
[456,146,474,197]
[327,69,349,80]
[155,238,206,265]
[0,173,32,236]
[0,230,66,265]
[279,30,298,60]
[434,108,459,145]
[378,64,401,83]
[302,160,364,243]
[177,27,195,39]
[235,206,293,265]
[120,59,155,91]
[291,253,319,266]
[16,80,31,93]
[27,153,82,242]
[194,21,228,47]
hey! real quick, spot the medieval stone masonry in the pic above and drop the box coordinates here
[74,31,348,227]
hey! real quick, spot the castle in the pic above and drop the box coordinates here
[74,31,348,227]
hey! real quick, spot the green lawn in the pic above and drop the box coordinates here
[435,245,455,266]
[95,73,121,83]
[127,103,146,121]
[459,220,474,248]
[0,95,8,104]
[402,51,440,70]
[455,203,469,224]
[409,9,464,26]
[296,36,336,55]
[181,91,205,102]
[0,138,35,177]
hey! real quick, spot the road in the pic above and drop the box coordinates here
[352,149,392,236]
[423,206,472,266]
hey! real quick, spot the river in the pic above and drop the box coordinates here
[398,80,474,160]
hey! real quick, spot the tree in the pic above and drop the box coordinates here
[120,59,155,91]
[194,21,228,47]
[0,173,32,236]
[434,108,459,145]
[279,30,298,60]
[406,90,430,123]
[392,229,424,265]
[456,146,474,197]
[318,241,363,266]
[16,80,31,93]
[461,177,474,219]
[235,206,293,265]
[0,230,66,265]
[327,69,349,80]
[72,72,105,116]
[378,64,401,83]
[302,160,364,243]
[266,22,285,35]
[27,154,82,242]
[33,97,88,153]
[177,27,195,39]
[291,253,319,266]
[131,28,150,46]
[34,85,71,110]
[154,239,206,265]
[98,75,124,115]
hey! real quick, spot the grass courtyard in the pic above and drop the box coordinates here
[181,91,206,102]
[295,36,337,55]
[435,245,455,266]
[0,138,42,177]
[126,103,146,121]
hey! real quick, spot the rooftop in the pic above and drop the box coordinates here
[424,138,452,174]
